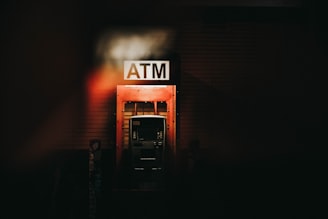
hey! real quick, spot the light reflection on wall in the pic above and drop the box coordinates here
[85,27,176,150]
[10,27,176,167]
[95,27,176,68]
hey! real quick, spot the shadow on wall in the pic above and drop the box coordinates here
[179,70,318,165]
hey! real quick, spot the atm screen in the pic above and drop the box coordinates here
[131,117,165,141]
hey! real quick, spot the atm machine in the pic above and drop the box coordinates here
[115,70,177,189]
[129,115,166,172]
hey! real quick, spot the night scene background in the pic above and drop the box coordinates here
[1,0,327,219]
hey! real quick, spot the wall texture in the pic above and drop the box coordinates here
[2,1,326,166]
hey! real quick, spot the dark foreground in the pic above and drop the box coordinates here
[2,149,326,219]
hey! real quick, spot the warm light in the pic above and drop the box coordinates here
[123,85,168,88]
[96,28,175,67]
[83,27,175,158]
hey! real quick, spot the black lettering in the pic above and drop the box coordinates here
[152,63,166,79]
[139,63,150,78]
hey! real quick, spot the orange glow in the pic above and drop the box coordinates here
[84,65,122,146]
[86,65,121,98]
[86,27,176,146]
[85,64,145,147]
[86,65,144,99]
[115,85,176,168]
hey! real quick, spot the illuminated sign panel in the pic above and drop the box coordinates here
[124,60,170,80]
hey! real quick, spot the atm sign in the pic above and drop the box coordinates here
[124,60,170,80]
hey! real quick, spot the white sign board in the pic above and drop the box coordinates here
[124,60,170,80]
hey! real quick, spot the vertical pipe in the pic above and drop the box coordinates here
[154,101,158,115]
[134,102,137,115]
